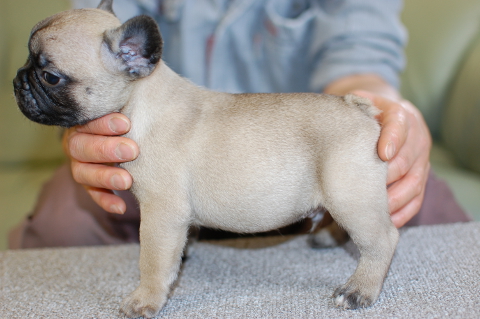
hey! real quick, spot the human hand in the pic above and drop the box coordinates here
[63,113,139,214]
[353,90,432,227]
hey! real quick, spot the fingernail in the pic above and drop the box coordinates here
[109,117,129,133]
[110,174,127,190]
[110,205,125,215]
[385,141,396,160]
[115,143,136,160]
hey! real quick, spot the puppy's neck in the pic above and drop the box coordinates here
[121,61,205,118]
[120,60,212,142]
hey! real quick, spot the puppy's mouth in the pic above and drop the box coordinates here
[13,62,85,128]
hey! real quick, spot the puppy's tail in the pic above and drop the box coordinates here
[343,94,381,118]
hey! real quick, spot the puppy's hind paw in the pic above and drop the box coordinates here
[308,222,349,248]
[333,285,375,310]
[121,287,167,318]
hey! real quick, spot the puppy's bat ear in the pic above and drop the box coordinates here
[102,15,162,79]
[97,0,115,14]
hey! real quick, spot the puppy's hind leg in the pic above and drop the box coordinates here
[323,169,398,309]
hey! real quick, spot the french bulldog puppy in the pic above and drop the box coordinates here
[13,0,399,317]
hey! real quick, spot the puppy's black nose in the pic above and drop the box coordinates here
[13,76,21,90]
[14,58,33,85]
[13,67,29,92]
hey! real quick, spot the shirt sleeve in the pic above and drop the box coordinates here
[309,0,408,91]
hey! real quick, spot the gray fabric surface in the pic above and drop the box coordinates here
[1,222,479,318]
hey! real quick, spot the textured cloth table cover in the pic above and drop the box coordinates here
[1,222,479,318]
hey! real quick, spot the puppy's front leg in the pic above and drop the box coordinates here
[121,200,190,318]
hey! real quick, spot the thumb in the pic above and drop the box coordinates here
[351,90,407,162]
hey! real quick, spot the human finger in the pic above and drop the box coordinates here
[67,132,139,163]
[352,90,408,162]
[387,160,430,215]
[76,113,131,135]
[86,186,127,214]
[71,160,133,191]
[390,191,425,228]
[385,103,431,185]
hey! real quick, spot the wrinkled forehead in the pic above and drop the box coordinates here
[29,8,121,57]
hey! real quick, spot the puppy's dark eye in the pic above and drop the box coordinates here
[42,72,60,85]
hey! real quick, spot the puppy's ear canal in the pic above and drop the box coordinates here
[97,0,115,14]
[103,15,162,79]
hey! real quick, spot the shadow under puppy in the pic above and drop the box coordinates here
[13,0,399,317]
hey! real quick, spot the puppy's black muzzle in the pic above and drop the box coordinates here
[14,65,53,125]
[13,61,83,128]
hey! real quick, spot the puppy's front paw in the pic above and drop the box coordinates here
[121,287,167,318]
[333,284,377,310]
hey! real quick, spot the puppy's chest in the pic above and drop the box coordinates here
[123,111,150,142]
[120,118,188,187]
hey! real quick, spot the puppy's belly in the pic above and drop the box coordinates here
[190,174,320,233]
